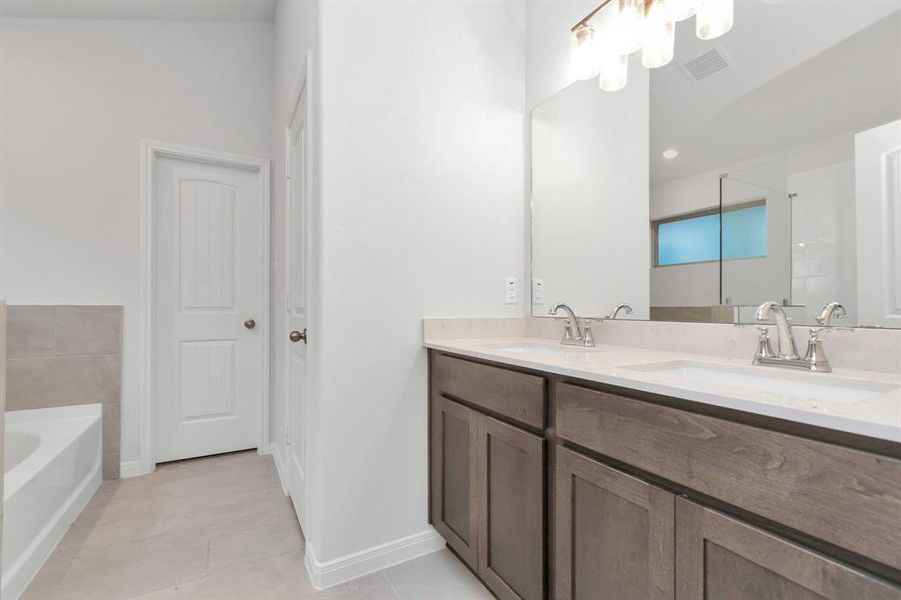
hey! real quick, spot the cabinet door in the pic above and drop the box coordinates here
[430,395,480,570]
[478,416,545,600]
[555,447,675,600]
[676,498,901,600]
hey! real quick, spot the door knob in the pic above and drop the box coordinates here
[290,329,307,343]
[244,319,256,330]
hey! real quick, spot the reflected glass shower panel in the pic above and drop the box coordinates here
[720,172,792,311]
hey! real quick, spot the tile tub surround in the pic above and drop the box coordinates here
[6,305,122,479]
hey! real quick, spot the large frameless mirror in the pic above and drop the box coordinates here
[531,1,901,328]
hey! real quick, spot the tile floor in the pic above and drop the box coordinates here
[23,451,493,600]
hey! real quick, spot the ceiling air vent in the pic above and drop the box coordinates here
[680,45,733,82]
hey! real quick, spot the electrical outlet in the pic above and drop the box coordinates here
[532,279,545,304]
[504,277,519,304]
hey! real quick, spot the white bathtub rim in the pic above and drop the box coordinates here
[1,452,101,600]
[6,404,102,425]
[5,404,102,502]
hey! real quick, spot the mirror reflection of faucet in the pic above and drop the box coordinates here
[607,304,633,320]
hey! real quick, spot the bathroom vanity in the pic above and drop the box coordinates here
[426,337,901,600]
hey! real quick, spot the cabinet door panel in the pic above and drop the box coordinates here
[430,395,479,569]
[676,498,901,600]
[555,382,901,570]
[478,416,545,600]
[555,447,675,600]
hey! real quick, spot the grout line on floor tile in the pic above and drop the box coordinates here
[381,570,404,600]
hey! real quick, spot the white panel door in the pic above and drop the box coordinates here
[286,83,310,529]
[156,156,264,462]
[856,119,901,328]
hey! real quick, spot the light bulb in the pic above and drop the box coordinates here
[598,52,628,92]
[696,0,733,40]
[610,0,645,55]
[642,0,675,68]
[571,24,600,80]
[668,0,696,21]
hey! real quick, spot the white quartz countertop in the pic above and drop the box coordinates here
[424,337,901,444]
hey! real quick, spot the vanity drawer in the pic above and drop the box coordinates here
[555,382,901,571]
[431,353,546,430]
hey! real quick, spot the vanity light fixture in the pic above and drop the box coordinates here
[696,0,735,40]
[571,0,734,91]
[669,0,697,21]
[642,0,676,69]
[572,24,600,80]
[662,148,679,159]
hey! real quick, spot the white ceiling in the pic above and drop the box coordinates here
[650,0,901,184]
[0,0,278,21]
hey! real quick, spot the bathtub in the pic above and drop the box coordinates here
[2,404,102,600]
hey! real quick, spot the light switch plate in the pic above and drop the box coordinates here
[504,277,519,304]
[532,279,545,304]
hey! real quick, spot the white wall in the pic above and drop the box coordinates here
[531,74,650,319]
[524,0,650,322]
[0,17,274,466]
[524,0,596,109]
[308,0,526,564]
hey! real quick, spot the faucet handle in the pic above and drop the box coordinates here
[582,320,595,347]
[753,326,775,362]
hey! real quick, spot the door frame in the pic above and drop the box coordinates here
[137,139,271,477]
[282,51,314,525]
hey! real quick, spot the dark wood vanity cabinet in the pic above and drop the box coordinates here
[430,395,480,569]
[428,350,901,599]
[430,354,546,600]
[554,447,674,600]
[675,498,901,600]
[478,416,544,600]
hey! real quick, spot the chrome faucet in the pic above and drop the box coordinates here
[549,303,594,347]
[753,301,846,372]
[607,303,633,319]
[755,301,799,360]
[804,302,847,372]
[816,301,847,327]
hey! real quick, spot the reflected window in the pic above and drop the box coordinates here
[655,201,766,266]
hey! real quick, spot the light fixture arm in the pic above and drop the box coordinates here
[571,0,617,32]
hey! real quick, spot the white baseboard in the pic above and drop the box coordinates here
[2,458,101,600]
[304,528,445,590]
[120,459,153,479]
[270,442,290,495]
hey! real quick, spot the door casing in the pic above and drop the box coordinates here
[137,139,271,477]
[282,52,314,531]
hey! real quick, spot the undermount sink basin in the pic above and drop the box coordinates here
[486,342,602,359]
[620,360,898,403]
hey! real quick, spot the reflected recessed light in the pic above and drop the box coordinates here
[662,149,679,160]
